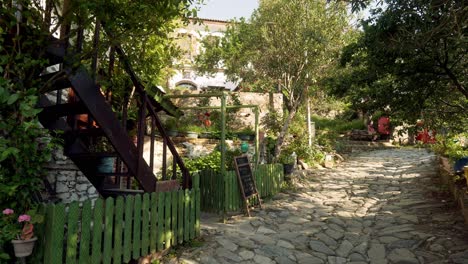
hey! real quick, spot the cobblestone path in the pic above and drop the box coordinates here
[172,149,468,264]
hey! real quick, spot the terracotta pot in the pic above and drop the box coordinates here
[12,237,37,257]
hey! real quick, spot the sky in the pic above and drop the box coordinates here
[193,0,259,21]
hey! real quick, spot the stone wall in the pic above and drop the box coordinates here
[44,147,98,203]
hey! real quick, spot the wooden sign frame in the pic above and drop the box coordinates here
[234,155,262,216]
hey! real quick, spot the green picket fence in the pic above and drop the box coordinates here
[200,164,283,213]
[34,174,200,264]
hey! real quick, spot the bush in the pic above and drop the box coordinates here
[183,148,243,173]
[311,115,365,133]
[432,133,468,161]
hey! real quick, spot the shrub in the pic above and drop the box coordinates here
[183,148,243,173]
[432,133,468,161]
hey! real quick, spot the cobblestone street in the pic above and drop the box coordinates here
[172,149,468,264]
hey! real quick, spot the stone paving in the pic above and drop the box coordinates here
[170,149,468,264]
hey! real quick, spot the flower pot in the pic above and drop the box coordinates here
[184,131,199,139]
[167,130,178,137]
[199,132,214,139]
[97,157,116,173]
[12,237,37,257]
[238,134,254,141]
[283,164,294,175]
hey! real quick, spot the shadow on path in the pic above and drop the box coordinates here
[169,148,468,264]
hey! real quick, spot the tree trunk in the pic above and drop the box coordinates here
[273,106,297,162]
[307,97,312,147]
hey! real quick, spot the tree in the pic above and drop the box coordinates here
[332,0,467,132]
[0,0,197,239]
[196,0,350,158]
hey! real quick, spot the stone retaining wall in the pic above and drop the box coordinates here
[44,148,98,203]
[438,156,468,224]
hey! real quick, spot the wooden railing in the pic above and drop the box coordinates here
[40,17,190,193]
[111,43,190,189]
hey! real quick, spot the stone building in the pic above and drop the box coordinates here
[169,18,238,91]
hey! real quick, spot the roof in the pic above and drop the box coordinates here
[189,17,230,24]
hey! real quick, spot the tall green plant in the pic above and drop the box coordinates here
[196,0,352,159]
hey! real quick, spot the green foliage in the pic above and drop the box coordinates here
[332,0,467,133]
[184,151,222,173]
[164,117,178,131]
[311,115,365,134]
[183,148,243,173]
[237,126,255,136]
[432,133,468,161]
[0,85,57,218]
[195,0,352,158]
[179,124,204,133]
[0,5,60,213]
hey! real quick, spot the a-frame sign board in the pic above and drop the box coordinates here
[234,155,262,217]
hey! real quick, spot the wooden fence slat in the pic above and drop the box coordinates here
[200,172,205,210]
[43,205,53,263]
[177,190,184,244]
[235,171,241,210]
[210,171,214,212]
[193,173,200,189]
[91,199,104,264]
[193,173,200,237]
[31,205,46,263]
[164,192,172,249]
[66,202,79,264]
[218,171,223,212]
[103,198,115,264]
[156,192,165,251]
[45,204,65,264]
[141,193,150,256]
[114,196,124,262]
[215,170,218,212]
[214,171,218,212]
[78,201,92,263]
[226,172,231,211]
[195,186,201,237]
[232,171,236,211]
[190,189,196,239]
[171,191,178,245]
[133,195,142,259]
[123,196,134,263]
[184,189,190,241]
[149,193,157,252]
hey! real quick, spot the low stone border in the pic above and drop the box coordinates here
[438,156,468,224]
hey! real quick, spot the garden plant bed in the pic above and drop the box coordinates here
[438,156,468,224]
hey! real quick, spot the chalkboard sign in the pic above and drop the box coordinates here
[234,156,262,216]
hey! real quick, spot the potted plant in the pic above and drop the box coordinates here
[1,208,44,258]
[279,152,296,175]
[179,124,203,139]
[90,137,116,173]
[237,126,255,141]
[164,118,179,137]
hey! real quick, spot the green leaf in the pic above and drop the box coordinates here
[0,252,11,260]
[0,147,19,162]
[7,93,19,105]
